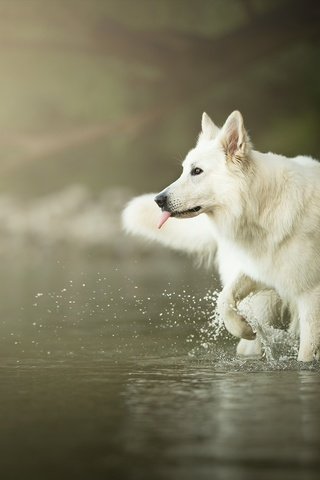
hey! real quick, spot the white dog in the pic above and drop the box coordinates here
[123,111,320,362]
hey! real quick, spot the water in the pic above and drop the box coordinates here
[0,245,320,480]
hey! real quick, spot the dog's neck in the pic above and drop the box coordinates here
[207,149,306,252]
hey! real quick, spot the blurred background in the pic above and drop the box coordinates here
[0,0,319,356]
[1,3,320,479]
[0,0,319,253]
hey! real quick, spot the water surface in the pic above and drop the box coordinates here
[0,247,319,480]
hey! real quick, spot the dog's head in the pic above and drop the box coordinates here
[155,110,252,228]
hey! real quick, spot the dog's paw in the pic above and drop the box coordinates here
[222,308,256,340]
[217,293,256,340]
[237,338,262,357]
[297,345,320,362]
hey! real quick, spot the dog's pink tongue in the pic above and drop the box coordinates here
[158,211,171,229]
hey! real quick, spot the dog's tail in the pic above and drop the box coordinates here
[122,193,217,266]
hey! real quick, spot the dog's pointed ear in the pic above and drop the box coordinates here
[220,111,251,165]
[198,112,220,143]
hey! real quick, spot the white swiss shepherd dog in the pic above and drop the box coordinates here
[123,111,320,362]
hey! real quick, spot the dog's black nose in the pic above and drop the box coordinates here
[154,193,167,209]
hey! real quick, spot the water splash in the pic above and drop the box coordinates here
[27,272,302,368]
[237,291,299,362]
[156,286,300,364]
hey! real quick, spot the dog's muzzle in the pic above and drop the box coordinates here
[154,193,168,210]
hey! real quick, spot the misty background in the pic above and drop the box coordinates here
[1,3,320,480]
[0,0,319,254]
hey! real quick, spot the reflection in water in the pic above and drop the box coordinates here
[0,245,319,480]
[123,366,320,480]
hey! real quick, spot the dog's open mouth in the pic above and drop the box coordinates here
[172,206,201,217]
[158,206,201,229]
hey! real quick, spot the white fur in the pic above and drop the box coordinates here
[122,194,217,266]
[123,111,319,362]
[123,193,286,356]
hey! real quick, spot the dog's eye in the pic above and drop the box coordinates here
[191,167,203,176]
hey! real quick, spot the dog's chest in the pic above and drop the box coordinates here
[225,241,286,288]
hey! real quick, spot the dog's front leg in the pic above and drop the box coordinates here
[217,274,258,340]
[297,288,320,362]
